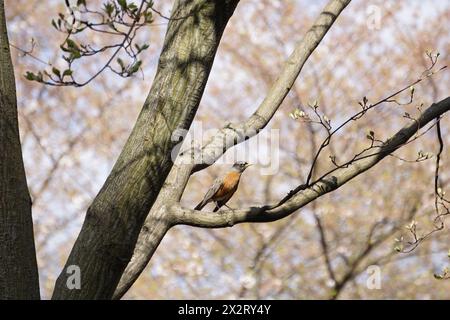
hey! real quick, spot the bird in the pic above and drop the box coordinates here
[195,161,251,212]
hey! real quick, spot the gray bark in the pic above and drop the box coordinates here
[52,0,239,299]
[114,0,351,299]
[0,0,40,300]
[3,0,444,300]
[173,97,450,227]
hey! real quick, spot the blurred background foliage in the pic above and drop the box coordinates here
[5,0,450,298]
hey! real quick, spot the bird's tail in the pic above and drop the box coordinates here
[194,201,206,211]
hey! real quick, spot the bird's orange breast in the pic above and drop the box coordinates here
[213,171,241,199]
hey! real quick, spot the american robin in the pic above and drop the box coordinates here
[195,161,251,212]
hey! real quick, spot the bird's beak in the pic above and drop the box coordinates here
[245,163,252,168]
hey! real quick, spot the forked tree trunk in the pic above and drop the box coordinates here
[0,0,40,300]
[52,0,239,299]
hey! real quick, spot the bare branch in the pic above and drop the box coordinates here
[189,0,352,172]
[172,97,450,228]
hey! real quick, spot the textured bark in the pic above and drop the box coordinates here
[52,0,239,299]
[114,0,351,298]
[113,163,190,299]
[0,0,40,299]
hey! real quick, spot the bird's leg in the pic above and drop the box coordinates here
[223,203,235,210]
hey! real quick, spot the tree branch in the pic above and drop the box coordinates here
[172,97,450,228]
[113,0,352,299]
[190,0,352,172]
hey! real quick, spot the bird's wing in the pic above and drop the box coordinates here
[195,177,224,210]
[200,177,224,204]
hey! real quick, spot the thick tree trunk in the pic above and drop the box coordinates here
[0,0,40,299]
[52,0,239,299]
[113,0,352,299]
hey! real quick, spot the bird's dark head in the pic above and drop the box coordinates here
[232,161,251,172]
